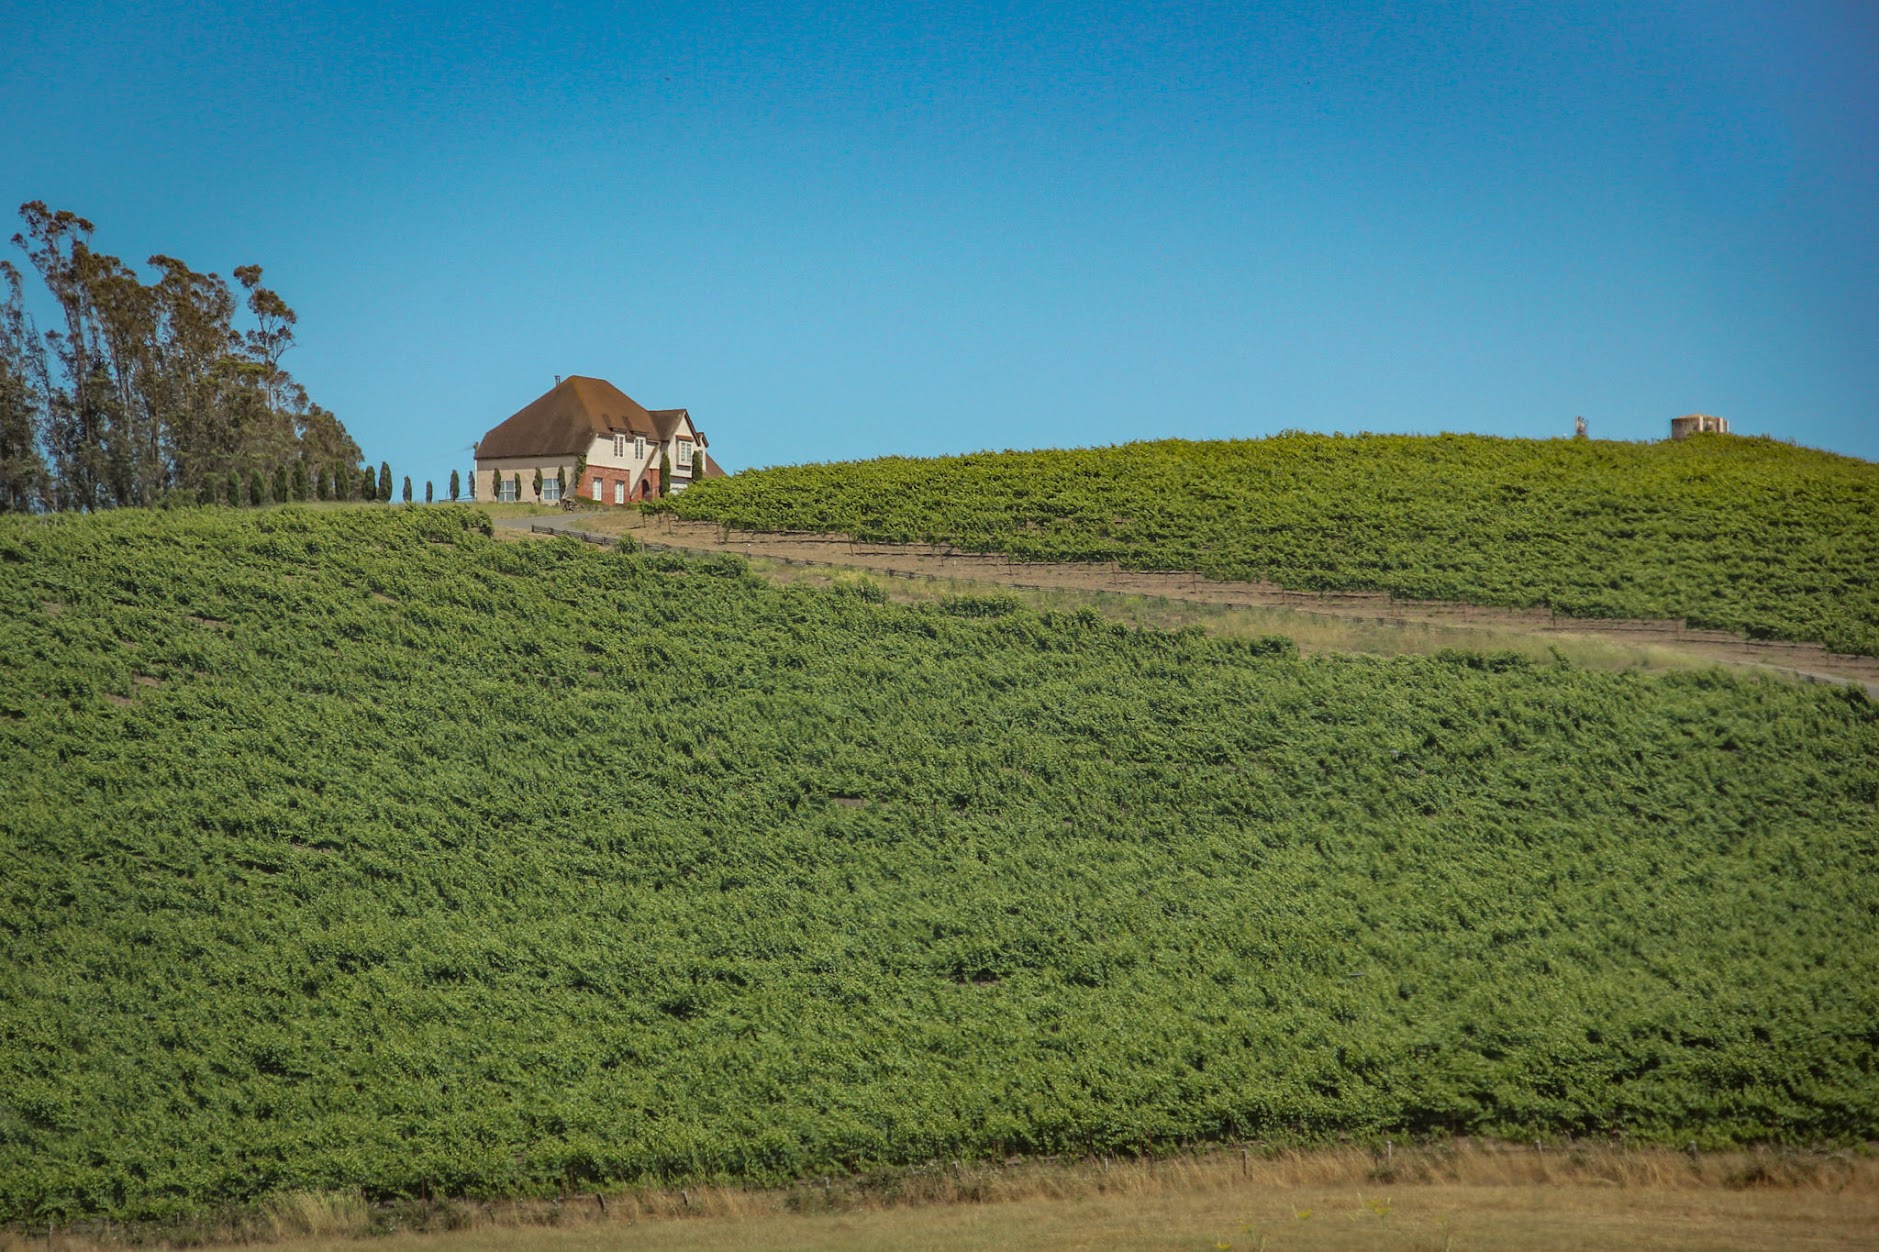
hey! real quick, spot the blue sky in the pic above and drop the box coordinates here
[4,0,1875,485]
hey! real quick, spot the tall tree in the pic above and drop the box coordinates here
[0,261,49,511]
[14,203,104,510]
[449,469,460,502]
[378,462,392,502]
[232,265,295,415]
[9,204,362,512]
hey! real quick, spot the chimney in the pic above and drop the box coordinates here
[554,375,562,387]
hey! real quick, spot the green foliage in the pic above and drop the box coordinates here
[5,205,361,512]
[273,465,289,505]
[226,469,240,507]
[292,463,308,503]
[379,463,393,503]
[247,471,263,508]
[661,434,1879,655]
[449,469,460,503]
[403,476,413,505]
[0,508,1875,1224]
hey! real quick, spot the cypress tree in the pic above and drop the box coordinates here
[449,469,460,502]
[378,462,392,502]
[292,462,308,502]
[272,465,289,504]
[533,468,543,501]
[226,469,240,506]
[316,466,330,501]
[659,451,671,497]
[199,476,215,506]
[247,471,264,507]
[425,479,433,504]
[402,475,412,504]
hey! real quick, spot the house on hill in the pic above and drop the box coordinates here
[474,375,722,504]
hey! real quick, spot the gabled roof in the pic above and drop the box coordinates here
[477,376,661,459]
[648,408,691,442]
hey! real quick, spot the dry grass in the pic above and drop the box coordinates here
[761,560,1716,674]
[14,1143,1877,1251]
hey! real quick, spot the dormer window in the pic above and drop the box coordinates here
[676,440,693,469]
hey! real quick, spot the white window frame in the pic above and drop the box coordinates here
[613,480,625,505]
[542,476,561,504]
[634,435,646,461]
[498,475,516,503]
[676,440,693,469]
[613,434,625,458]
[592,476,603,501]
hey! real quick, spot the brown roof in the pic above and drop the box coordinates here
[648,408,691,442]
[477,376,662,459]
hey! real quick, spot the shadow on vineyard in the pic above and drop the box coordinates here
[1,506,1876,1229]
[657,432,1879,656]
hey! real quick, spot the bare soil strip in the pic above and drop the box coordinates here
[508,511,1879,695]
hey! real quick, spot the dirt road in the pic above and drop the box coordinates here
[497,510,1879,696]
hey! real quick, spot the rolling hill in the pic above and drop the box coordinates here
[659,433,1879,655]
[2,506,1875,1224]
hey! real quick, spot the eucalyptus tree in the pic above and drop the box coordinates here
[0,261,48,511]
[7,203,362,511]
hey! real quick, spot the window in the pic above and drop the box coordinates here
[613,434,625,458]
[614,480,625,505]
[676,440,693,469]
[498,475,516,503]
[634,435,646,461]
[542,476,561,503]
[593,476,603,501]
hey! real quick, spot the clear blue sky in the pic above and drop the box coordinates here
[5,0,1875,485]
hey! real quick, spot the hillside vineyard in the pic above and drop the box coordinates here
[1,508,1875,1223]
[659,433,1879,656]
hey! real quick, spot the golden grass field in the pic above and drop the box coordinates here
[14,1143,1876,1252]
